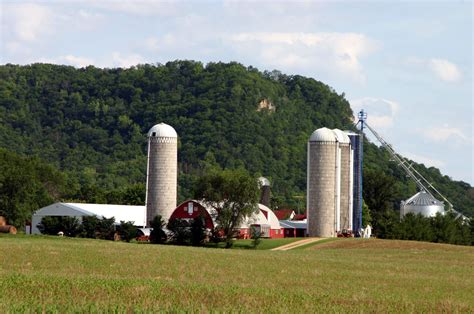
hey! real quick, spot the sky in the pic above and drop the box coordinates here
[1,0,473,185]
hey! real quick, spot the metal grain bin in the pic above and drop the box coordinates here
[400,191,445,218]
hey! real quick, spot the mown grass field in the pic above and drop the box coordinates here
[205,237,303,250]
[1,234,473,312]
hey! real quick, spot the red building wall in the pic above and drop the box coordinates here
[169,200,214,229]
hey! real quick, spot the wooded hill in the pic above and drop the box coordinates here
[0,61,472,227]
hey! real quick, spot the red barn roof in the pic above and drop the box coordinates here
[293,214,307,221]
[273,209,295,220]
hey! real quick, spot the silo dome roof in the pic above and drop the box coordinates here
[332,129,350,144]
[405,191,443,206]
[309,127,337,142]
[147,123,178,138]
[258,177,270,187]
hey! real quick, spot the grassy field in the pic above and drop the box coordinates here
[1,234,473,312]
[205,237,303,250]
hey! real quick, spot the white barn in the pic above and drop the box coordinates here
[30,203,146,235]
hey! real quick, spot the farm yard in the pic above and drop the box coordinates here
[0,235,472,312]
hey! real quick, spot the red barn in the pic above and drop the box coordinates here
[168,200,284,239]
[169,200,215,229]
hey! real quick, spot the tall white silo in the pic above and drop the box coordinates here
[307,127,338,237]
[145,123,178,226]
[333,129,352,232]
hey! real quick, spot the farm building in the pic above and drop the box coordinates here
[168,200,283,239]
[258,204,283,238]
[169,200,215,230]
[30,203,145,235]
[279,220,308,238]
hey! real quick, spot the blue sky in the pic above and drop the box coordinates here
[1,0,473,184]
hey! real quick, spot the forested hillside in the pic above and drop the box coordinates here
[0,61,472,227]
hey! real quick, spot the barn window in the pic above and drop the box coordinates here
[187,203,194,215]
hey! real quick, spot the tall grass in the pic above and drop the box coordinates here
[1,235,472,312]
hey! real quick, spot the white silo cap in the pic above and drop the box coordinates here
[147,123,178,138]
[309,127,336,142]
[258,177,271,187]
[332,129,350,144]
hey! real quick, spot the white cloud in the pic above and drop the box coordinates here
[7,3,53,42]
[35,55,94,68]
[405,57,462,83]
[226,32,378,83]
[429,58,462,82]
[87,0,179,16]
[77,9,103,20]
[62,55,94,68]
[109,52,145,68]
[420,126,469,143]
[350,97,400,128]
[4,41,27,55]
[26,51,145,68]
[32,52,145,68]
[402,152,445,168]
[145,34,178,52]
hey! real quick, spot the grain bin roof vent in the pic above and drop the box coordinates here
[309,127,337,142]
[147,123,178,138]
[332,129,351,144]
[405,191,442,206]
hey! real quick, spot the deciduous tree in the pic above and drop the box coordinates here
[194,168,259,248]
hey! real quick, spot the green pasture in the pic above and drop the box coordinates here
[205,237,303,250]
[0,234,472,312]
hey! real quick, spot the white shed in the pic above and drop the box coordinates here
[31,203,146,235]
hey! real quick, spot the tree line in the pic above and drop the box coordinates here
[373,212,473,246]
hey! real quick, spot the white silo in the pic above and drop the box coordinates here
[307,127,338,237]
[333,129,352,232]
[145,123,178,226]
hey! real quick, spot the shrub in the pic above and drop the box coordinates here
[95,216,116,240]
[250,225,262,249]
[149,215,167,244]
[167,218,191,245]
[190,215,207,246]
[80,215,100,238]
[116,221,137,242]
[37,216,81,237]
